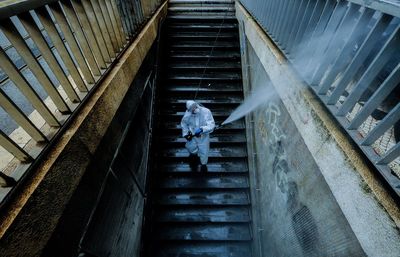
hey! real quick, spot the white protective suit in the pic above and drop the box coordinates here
[181,101,215,165]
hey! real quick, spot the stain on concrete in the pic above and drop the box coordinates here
[264,102,323,256]
[245,41,365,257]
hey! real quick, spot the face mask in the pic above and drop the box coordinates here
[192,107,199,114]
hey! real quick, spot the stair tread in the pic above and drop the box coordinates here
[163,104,240,111]
[153,242,250,257]
[164,84,242,92]
[168,61,241,69]
[168,73,241,80]
[168,12,235,17]
[161,134,246,143]
[155,223,251,241]
[169,0,234,3]
[160,160,248,173]
[160,174,249,189]
[166,10,236,16]
[169,31,238,37]
[162,97,243,104]
[158,190,250,205]
[170,40,239,49]
[160,114,235,123]
[165,87,242,92]
[169,23,237,29]
[162,146,247,158]
[161,108,231,114]
[156,206,250,223]
[162,124,244,132]
[163,90,242,96]
[167,15,237,19]
[160,116,231,123]
[169,2,234,6]
[168,5,235,12]
[160,117,231,124]
[170,51,240,58]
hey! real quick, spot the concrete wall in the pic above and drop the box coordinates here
[236,2,400,257]
[244,39,365,257]
[0,3,167,256]
[42,44,158,257]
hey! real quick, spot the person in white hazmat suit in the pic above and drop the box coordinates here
[181,100,215,171]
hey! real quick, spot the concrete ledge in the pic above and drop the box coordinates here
[0,2,167,256]
[236,2,400,257]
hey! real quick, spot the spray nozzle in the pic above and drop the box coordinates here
[214,123,225,131]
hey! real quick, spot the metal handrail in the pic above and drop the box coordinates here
[0,0,163,200]
[239,0,400,196]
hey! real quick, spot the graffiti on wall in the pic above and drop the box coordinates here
[261,102,322,256]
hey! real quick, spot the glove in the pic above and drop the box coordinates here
[184,132,193,141]
[194,128,203,137]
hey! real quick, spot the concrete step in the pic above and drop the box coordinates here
[169,40,239,49]
[169,0,234,5]
[154,223,252,241]
[167,71,241,80]
[161,146,248,158]
[169,50,240,60]
[163,81,243,92]
[168,31,238,39]
[168,22,237,30]
[157,189,250,206]
[167,15,237,21]
[155,206,250,223]
[168,61,241,71]
[160,159,249,173]
[160,133,247,144]
[161,98,242,109]
[161,109,236,123]
[168,11,235,17]
[152,242,250,257]
[168,6,235,12]
[161,120,245,132]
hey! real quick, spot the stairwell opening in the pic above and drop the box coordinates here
[38,1,400,257]
[141,2,254,256]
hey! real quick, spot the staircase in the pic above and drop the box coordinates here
[144,1,253,256]
[168,0,235,17]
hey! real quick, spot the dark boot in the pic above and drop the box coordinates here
[200,164,208,173]
[189,154,199,171]
[188,153,197,161]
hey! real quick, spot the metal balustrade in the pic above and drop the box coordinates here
[239,0,400,196]
[0,0,162,193]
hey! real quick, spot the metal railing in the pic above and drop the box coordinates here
[239,0,400,196]
[0,0,162,194]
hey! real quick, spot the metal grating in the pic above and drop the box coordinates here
[239,0,400,196]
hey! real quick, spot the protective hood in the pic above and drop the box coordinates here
[186,100,197,111]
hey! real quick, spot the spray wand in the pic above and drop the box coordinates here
[213,123,225,132]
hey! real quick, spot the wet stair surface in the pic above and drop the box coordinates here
[144,1,253,256]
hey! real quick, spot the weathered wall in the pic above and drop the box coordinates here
[42,43,158,257]
[0,3,167,257]
[244,41,364,257]
[236,2,400,257]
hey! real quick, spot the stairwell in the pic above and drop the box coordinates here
[143,0,254,256]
